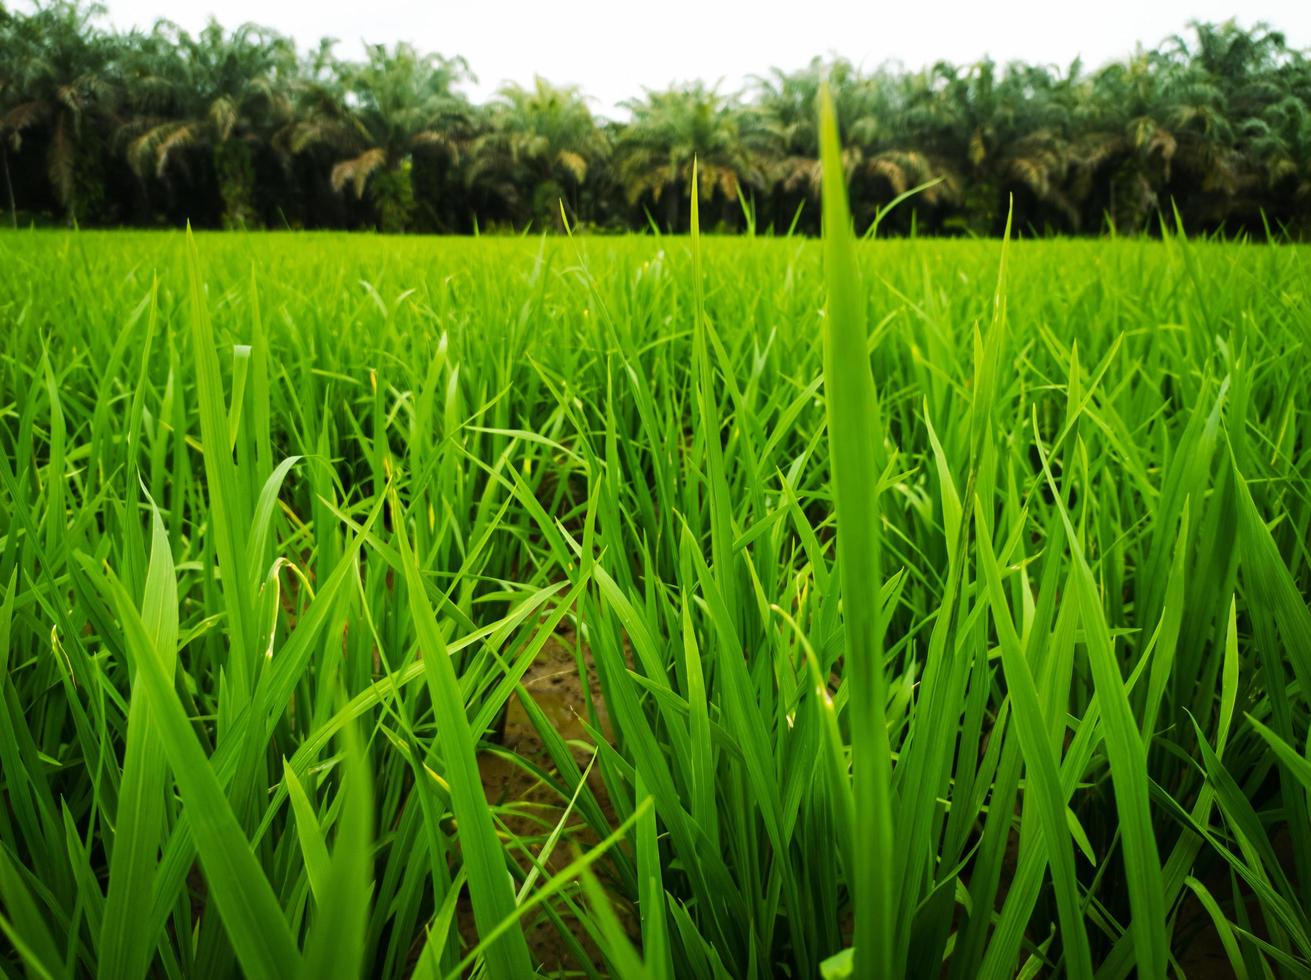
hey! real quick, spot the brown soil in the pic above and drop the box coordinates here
[459,630,636,975]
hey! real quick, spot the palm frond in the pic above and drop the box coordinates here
[330,147,386,196]
[209,96,237,141]
[155,122,199,177]
[2,100,50,135]
[556,149,587,182]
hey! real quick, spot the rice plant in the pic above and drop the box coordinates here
[1,113,1310,978]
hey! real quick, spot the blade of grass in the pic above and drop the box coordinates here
[818,82,895,979]
[1034,417,1167,979]
[389,488,533,978]
[76,538,301,980]
[299,713,373,980]
[99,507,180,980]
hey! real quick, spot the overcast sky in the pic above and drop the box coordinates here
[96,0,1311,119]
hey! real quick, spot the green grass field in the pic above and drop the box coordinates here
[2,180,1310,976]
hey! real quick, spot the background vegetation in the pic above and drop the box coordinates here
[2,217,1310,976]
[2,0,1310,236]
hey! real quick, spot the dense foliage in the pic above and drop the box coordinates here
[2,196,1311,977]
[2,1,1310,235]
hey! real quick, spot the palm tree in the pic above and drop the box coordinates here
[1,4,20,226]
[0,0,118,222]
[0,8,1307,235]
[615,82,765,231]
[900,59,1080,233]
[291,42,472,233]
[1157,21,1299,227]
[1244,48,1311,228]
[1069,52,1176,231]
[749,59,859,232]
[119,19,296,228]
[751,60,956,233]
[465,77,608,227]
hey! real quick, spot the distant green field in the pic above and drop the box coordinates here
[2,225,1309,978]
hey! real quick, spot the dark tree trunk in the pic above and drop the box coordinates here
[3,143,17,228]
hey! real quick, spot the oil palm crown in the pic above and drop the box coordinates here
[989,61,1084,222]
[1158,22,1300,204]
[749,59,874,191]
[1088,53,1179,171]
[0,0,119,218]
[119,18,297,228]
[615,81,764,229]
[746,61,954,235]
[466,77,607,223]
[1245,70,1311,204]
[1164,19,1293,89]
[290,41,472,231]
[898,60,1064,228]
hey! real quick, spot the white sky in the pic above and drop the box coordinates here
[96,0,1311,120]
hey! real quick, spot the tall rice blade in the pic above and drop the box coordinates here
[78,531,301,980]
[968,201,1012,467]
[247,264,273,478]
[690,158,739,625]
[39,353,65,561]
[1232,460,1311,693]
[283,761,331,905]
[1183,877,1251,980]
[580,864,655,980]
[183,227,255,703]
[1249,717,1311,798]
[99,508,179,980]
[389,491,533,977]
[975,501,1093,979]
[447,799,656,978]
[299,716,374,980]
[1035,424,1167,979]
[818,83,895,979]
[0,845,63,980]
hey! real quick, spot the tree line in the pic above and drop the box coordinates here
[2,1,1309,236]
